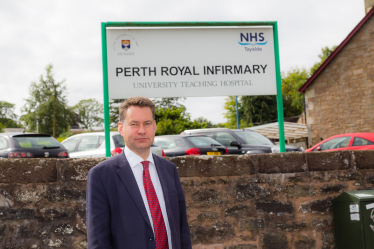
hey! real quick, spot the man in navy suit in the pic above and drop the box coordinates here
[86,97,192,249]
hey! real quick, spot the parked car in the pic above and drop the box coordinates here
[305,133,374,152]
[61,131,164,158]
[182,128,302,154]
[154,135,229,157]
[0,133,69,158]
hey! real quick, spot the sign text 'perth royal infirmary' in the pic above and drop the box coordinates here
[106,27,277,98]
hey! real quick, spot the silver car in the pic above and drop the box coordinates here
[61,131,164,158]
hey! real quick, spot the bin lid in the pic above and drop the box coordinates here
[332,190,374,203]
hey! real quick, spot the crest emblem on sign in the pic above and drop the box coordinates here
[122,40,131,51]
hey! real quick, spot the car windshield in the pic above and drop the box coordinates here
[154,137,188,149]
[232,131,274,145]
[14,136,61,149]
[186,136,222,147]
[112,135,126,147]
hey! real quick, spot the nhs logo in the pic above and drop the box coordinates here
[238,33,268,46]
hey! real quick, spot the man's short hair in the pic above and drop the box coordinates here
[119,96,156,122]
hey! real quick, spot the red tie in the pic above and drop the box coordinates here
[141,161,169,249]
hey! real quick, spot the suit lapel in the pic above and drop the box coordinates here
[116,153,152,230]
[153,155,177,242]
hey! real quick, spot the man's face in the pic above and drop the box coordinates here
[118,106,157,156]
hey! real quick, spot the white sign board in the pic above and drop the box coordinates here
[106,27,277,99]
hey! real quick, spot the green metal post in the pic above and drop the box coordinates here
[273,22,286,153]
[101,22,111,157]
[235,96,239,129]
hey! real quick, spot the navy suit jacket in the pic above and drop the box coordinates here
[86,152,192,249]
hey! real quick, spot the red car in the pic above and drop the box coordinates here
[305,133,374,152]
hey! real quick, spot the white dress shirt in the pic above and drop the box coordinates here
[124,147,172,248]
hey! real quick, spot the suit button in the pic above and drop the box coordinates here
[149,237,154,241]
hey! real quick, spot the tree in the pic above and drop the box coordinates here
[310,46,337,75]
[0,101,21,128]
[21,64,75,137]
[109,99,126,128]
[241,95,277,125]
[222,96,248,128]
[281,67,310,117]
[194,117,218,128]
[155,106,207,135]
[153,97,186,109]
[73,99,104,130]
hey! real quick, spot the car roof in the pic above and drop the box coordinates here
[326,133,374,139]
[183,128,256,133]
[68,131,120,136]
[156,134,209,138]
[183,128,230,133]
[0,132,49,137]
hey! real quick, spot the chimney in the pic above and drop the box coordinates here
[366,0,374,14]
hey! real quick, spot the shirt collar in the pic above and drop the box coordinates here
[124,146,154,168]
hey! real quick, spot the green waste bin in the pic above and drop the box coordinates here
[332,190,374,249]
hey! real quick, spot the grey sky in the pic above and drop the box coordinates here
[0,0,365,124]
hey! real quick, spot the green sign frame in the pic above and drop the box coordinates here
[101,21,286,157]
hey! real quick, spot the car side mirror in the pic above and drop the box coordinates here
[230,141,242,149]
[316,146,321,151]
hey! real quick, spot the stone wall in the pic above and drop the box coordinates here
[1,151,374,248]
[366,0,374,14]
[304,13,374,146]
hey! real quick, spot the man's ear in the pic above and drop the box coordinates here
[118,121,124,136]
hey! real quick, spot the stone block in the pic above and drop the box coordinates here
[225,204,253,218]
[54,223,74,235]
[40,206,73,220]
[235,183,270,201]
[13,221,39,240]
[239,219,265,231]
[190,221,235,244]
[287,175,302,183]
[73,239,88,249]
[224,244,257,249]
[197,211,220,221]
[300,197,333,214]
[337,172,362,181]
[255,200,294,215]
[0,224,8,243]
[273,221,307,232]
[191,189,226,206]
[253,153,307,174]
[284,185,317,198]
[294,235,316,249]
[43,186,86,202]
[181,180,195,187]
[319,184,347,194]
[75,211,87,234]
[0,158,57,183]
[0,189,14,207]
[353,150,374,169]
[200,180,217,186]
[64,158,106,181]
[306,151,351,171]
[311,217,334,229]
[366,175,374,184]
[261,231,290,249]
[16,190,41,203]
[0,208,36,220]
[321,229,335,249]
[171,155,254,177]
[33,225,51,239]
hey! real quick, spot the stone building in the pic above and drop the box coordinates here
[299,6,374,146]
[366,0,374,14]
